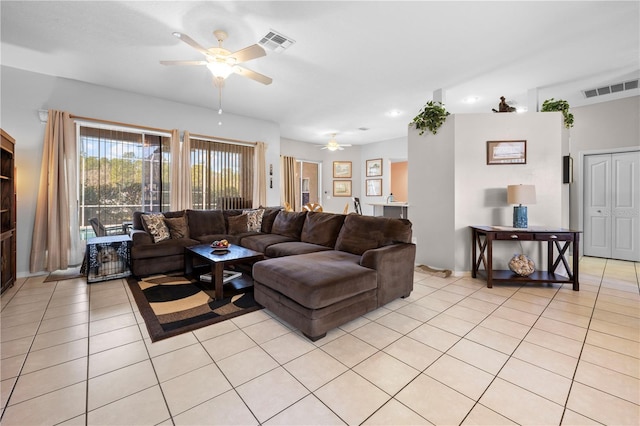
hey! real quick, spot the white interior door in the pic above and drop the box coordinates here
[584,151,640,261]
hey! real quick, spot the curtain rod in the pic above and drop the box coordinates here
[189,132,256,147]
[69,114,172,135]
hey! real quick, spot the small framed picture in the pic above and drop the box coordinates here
[333,180,352,197]
[366,158,383,177]
[333,161,352,178]
[486,140,527,164]
[366,179,382,196]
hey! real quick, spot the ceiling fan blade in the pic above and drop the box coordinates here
[172,32,211,56]
[229,44,266,63]
[160,60,208,66]
[340,144,353,147]
[234,65,272,85]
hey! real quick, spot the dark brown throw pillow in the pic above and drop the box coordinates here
[271,210,307,239]
[228,213,249,234]
[164,216,188,239]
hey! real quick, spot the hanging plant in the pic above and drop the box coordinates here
[541,98,574,129]
[411,101,450,135]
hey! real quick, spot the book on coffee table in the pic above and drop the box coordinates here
[199,270,242,283]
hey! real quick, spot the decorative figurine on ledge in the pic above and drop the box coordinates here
[492,96,516,113]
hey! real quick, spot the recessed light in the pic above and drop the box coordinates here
[462,96,480,104]
[386,109,402,117]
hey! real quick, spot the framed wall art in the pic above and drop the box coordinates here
[333,161,352,178]
[486,140,527,165]
[366,158,383,177]
[366,179,382,196]
[333,180,352,197]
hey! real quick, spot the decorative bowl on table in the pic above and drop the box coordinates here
[211,240,230,252]
[508,254,535,276]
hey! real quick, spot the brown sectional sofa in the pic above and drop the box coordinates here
[130,208,416,340]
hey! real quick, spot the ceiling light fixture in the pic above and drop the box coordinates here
[206,61,235,79]
[462,96,480,104]
[386,109,402,117]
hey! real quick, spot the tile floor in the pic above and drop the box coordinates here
[1,256,638,425]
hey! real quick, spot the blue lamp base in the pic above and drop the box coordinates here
[513,206,528,228]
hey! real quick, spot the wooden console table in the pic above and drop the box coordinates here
[470,226,581,291]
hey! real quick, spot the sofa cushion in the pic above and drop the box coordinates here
[265,241,332,258]
[260,207,282,233]
[243,208,265,232]
[164,215,188,239]
[271,211,307,239]
[141,213,170,243]
[300,212,346,248]
[133,210,184,231]
[131,237,199,259]
[335,215,413,255]
[253,250,376,309]
[186,209,226,238]
[240,233,297,253]
[228,213,249,234]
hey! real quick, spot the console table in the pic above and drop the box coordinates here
[470,226,581,291]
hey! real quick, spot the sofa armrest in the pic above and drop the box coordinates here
[130,229,153,246]
[360,243,416,306]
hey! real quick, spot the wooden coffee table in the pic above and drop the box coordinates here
[184,244,264,300]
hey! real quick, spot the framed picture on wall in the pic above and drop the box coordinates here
[333,161,352,178]
[333,180,352,197]
[486,140,527,164]
[366,158,383,177]
[366,179,382,196]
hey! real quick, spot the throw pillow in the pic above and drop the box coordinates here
[242,208,265,232]
[228,213,249,234]
[141,213,170,243]
[164,216,188,239]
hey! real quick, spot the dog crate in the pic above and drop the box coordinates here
[85,235,132,283]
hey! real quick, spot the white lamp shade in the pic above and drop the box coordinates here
[507,184,536,205]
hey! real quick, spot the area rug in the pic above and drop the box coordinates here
[44,266,84,282]
[127,274,262,342]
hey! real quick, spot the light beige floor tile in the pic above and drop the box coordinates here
[88,324,142,354]
[1,353,26,380]
[445,304,490,323]
[0,381,86,426]
[161,363,232,416]
[382,336,442,371]
[501,298,546,315]
[9,357,87,405]
[447,338,509,374]
[338,315,371,333]
[498,357,572,404]
[363,306,393,321]
[414,295,456,312]
[428,313,477,336]
[574,360,640,404]
[585,329,640,359]
[512,341,579,378]
[510,290,552,306]
[284,348,348,391]
[37,311,89,334]
[470,289,510,305]
[465,325,521,355]
[566,382,640,425]
[201,329,256,361]
[457,297,500,315]
[479,315,531,339]
[89,312,137,336]
[144,332,199,358]
[218,346,279,387]
[265,394,345,426]
[0,321,40,343]
[1,335,34,360]
[350,321,402,349]
[396,374,475,425]
[354,351,420,395]
[533,316,588,341]
[374,311,422,334]
[173,389,258,426]
[480,377,564,425]
[315,370,389,426]
[320,334,377,367]
[192,318,238,342]
[89,340,149,378]
[425,354,494,400]
[553,290,597,308]
[580,343,640,378]
[87,385,170,425]
[542,307,592,328]
[394,303,439,322]
[592,308,640,328]
[595,299,640,318]
[230,308,273,328]
[407,323,460,352]
[0,310,44,329]
[561,409,603,425]
[429,289,467,304]
[461,403,518,425]
[590,318,640,342]
[89,291,130,311]
[260,331,316,364]
[443,282,481,296]
[236,367,309,423]
[88,359,157,410]
[88,302,133,323]
[43,301,90,320]
[242,317,291,344]
[524,328,584,358]
[492,306,540,326]
[548,299,594,317]
[1,377,17,409]
[152,343,213,383]
[22,338,88,374]
[362,398,430,425]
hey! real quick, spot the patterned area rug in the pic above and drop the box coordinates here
[127,273,262,342]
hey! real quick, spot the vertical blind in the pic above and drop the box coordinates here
[189,136,255,210]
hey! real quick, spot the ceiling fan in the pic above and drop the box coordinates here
[320,134,352,151]
[160,29,272,87]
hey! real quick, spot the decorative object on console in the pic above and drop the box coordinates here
[507,184,536,228]
[491,96,516,112]
[541,98,574,128]
[508,254,535,276]
[410,100,450,135]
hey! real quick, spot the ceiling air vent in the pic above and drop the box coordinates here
[259,30,295,52]
[583,79,639,98]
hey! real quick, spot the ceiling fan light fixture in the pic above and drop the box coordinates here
[206,61,234,79]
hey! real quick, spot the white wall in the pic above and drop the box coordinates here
[1,66,281,277]
[409,112,566,274]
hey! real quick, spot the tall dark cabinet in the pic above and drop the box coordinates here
[1,129,16,294]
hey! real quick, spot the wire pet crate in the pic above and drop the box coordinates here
[85,235,131,283]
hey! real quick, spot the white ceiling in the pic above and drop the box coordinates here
[1,1,638,146]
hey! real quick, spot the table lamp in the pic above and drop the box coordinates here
[507,184,536,228]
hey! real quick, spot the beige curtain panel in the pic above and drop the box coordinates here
[170,129,193,210]
[30,110,83,272]
[253,141,267,208]
[280,155,297,211]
